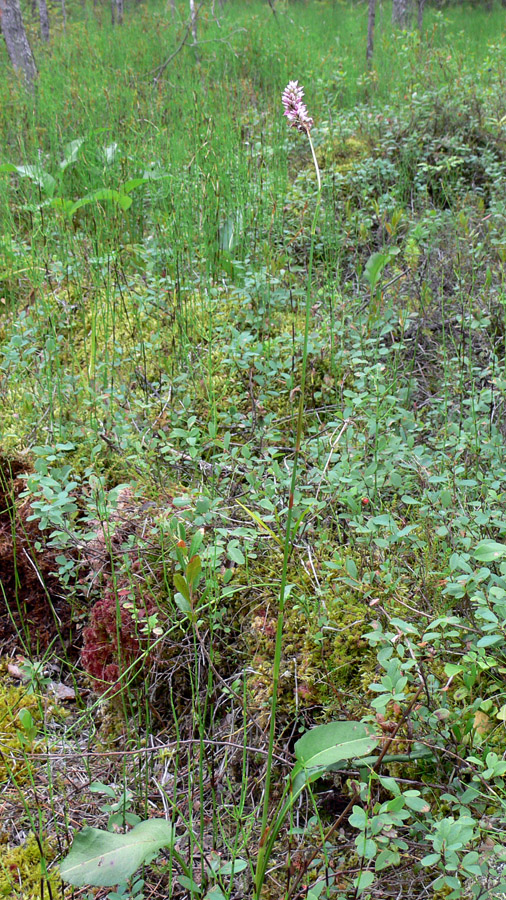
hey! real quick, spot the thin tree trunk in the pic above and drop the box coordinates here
[0,0,38,85]
[111,0,123,25]
[37,0,49,42]
[366,0,376,67]
[189,0,197,43]
[392,0,413,28]
[61,0,66,30]
[170,0,176,18]
[417,0,425,30]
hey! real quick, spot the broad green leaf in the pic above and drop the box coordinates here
[122,177,151,193]
[174,592,193,617]
[364,252,387,291]
[173,573,190,602]
[204,889,226,900]
[364,248,398,292]
[354,870,375,894]
[89,781,116,798]
[178,874,202,894]
[69,189,132,217]
[444,663,464,677]
[477,634,503,648]
[219,211,243,252]
[18,708,34,730]
[189,529,205,558]
[360,838,377,861]
[218,858,248,875]
[60,820,174,887]
[0,163,56,196]
[60,138,85,170]
[227,541,245,565]
[50,197,75,215]
[102,143,120,165]
[186,554,202,588]
[375,849,400,871]
[474,540,506,562]
[177,875,202,897]
[404,794,430,813]
[349,805,367,830]
[346,557,358,580]
[294,721,379,771]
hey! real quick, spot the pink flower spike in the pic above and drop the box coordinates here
[282,80,314,133]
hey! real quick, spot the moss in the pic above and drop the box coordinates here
[0,833,59,899]
[316,136,370,173]
[0,678,42,786]
[244,557,373,723]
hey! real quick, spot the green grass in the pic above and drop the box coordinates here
[2,1,506,899]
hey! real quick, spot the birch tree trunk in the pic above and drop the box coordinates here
[392,0,413,28]
[189,0,197,43]
[366,0,376,67]
[111,0,124,25]
[0,0,38,85]
[37,0,49,42]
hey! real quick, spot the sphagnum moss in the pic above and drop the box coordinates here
[0,832,58,900]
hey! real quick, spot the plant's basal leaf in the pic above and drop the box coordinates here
[219,211,243,252]
[60,820,174,887]
[102,143,120,165]
[60,138,85,170]
[295,721,379,770]
[69,189,132,217]
[122,177,150,193]
[178,874,201,893]
[218,858,248,875]
[364,248,399,291]
[50,197,75,215]
[204,889,226,900]
[0,163,56,196]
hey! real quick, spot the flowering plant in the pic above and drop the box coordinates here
[281,80,314,133]
[255,81,322,899]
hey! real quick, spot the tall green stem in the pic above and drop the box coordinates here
[254,130,321,899]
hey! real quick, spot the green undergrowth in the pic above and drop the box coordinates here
[3,1,506,898]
